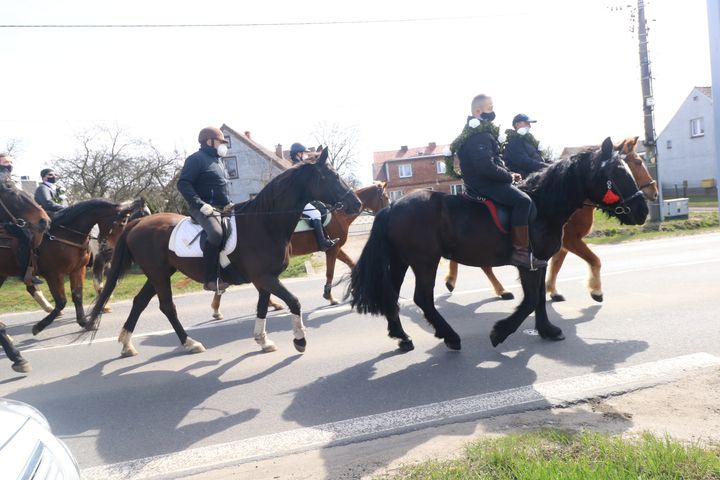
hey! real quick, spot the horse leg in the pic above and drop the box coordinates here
[94,258,113,313]
[322,250,339,305]
[490,268,542,347]
[547,247,569,302]
[32,274,66,336]
[411,260,461,350]
[533,267,565,341]
[253,288,278,353]
[568,239,603,302]
[70,267,87,328]
[0,322,30,373]
[153,273,205,354]
[268,297,284,311]
[482,266,514,300]
[386,257,413,351]
[210,292,223,320]
[24,284,54,313]
[253,275,306,353]
[336,248,356,269]
[118,279,157,357]
[444,260,458,292]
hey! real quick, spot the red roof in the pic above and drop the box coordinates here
[373,143,449,178]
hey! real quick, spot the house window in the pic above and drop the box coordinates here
[224,134,232,148]
[398,164,412,178]
[690,118,704,137]
[666,140,672,150]
[389,190,403,202]
[223,156,238,179]
[450,184,464,195]
[436,160,446,174]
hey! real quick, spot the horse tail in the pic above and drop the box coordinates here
[348,207,398,316]
[87,220,136,327]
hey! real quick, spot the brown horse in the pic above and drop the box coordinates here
[0,174,50,372]
[443,136,658,303]
[209,181,389,319]
[86,148,362,358]
[22,198,147,336]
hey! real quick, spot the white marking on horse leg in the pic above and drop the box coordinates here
[33,291,53,313]
[292,313,306,340]
[183,336,206,353]
[253,317,277,352]
[118,328,139,357]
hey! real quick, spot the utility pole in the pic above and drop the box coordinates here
[708,0,720,222]
[637,0,663,221]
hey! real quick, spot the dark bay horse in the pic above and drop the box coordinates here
[25,198,147,335]
[87,148,362,357]
[348,138,648,351]
[443,136,659,303]
[0,174,50,372]
[209,181,389,320]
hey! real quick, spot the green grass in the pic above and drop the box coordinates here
[587,210,719,245]
[382,430,720,480]
[0,254,314,314]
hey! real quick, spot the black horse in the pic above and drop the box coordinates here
[349,137,649,351]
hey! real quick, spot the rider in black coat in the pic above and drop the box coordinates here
[503,113,549,179]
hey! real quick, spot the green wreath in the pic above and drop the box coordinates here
[443,119,500,179]
[504,129,547,160]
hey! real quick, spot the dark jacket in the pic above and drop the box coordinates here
[503,135,547,178]
[458,130,513,194]
[34,183,65,217]
[177,145,230,209]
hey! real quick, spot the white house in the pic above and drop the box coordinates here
[219,125,292,203]
[657,87,718,195]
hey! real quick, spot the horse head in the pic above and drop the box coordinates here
[615,136,659,202]
[355,181,389,214]
[103,198,151,248]
[0,173,50,247]
[589,137,649,226]
[308,147,362,215]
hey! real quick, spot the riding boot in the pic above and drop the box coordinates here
[17,241,43,286]
[510,226,547,270]
[310,218,337,252]
[202,244,229,292]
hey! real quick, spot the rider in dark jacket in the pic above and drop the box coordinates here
[456,95,544,270]
[34,168,66,219]
[177,127,231,292]
[503,113,549,179]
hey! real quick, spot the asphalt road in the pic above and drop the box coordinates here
[1,232,719,476]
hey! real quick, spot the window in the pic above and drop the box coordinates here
[691,118,704,137]
[223,156,238,179]
[224,134,232,148]
[389,190,403,202]
[398,163,412,178]
[436,160,446,174]
[450,184,464,195]
[666,140,672,150]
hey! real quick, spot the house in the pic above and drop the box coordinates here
[656,87,717,196]
[219,125,292,203]
[373,143,462,203]
[559,142,647,160]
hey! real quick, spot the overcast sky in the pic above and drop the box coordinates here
[0,0,712,184]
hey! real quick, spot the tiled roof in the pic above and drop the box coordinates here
[373,143,448,177]
[696,86,712,98]
[559,139,647,160]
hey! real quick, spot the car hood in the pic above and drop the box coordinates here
[0,409,27,449]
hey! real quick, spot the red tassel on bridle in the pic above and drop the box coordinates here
[602,186,621,204]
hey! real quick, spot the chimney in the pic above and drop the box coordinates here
[400,145,408,152]
[428,142,436,149]
[244,131,251,139]
[275,144,283,159]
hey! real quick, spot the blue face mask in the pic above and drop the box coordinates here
[480,111,496,122]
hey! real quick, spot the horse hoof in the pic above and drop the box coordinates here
[445,281,455,293]
[31,325,41,336]
[540,329,566,342]
[500,292,515,300]
[102,306,112,313]
[591,292,604,303]
[489,329,504,348]
[212,312,224,320]
[261,342,278,353]
[550,293,566,302]
[398,339,415,352]
[11,360,31,374]
[329,299,339,306]
[84,322,98,332]
[444,338,462,351]
[120,347,139,357]
[184,337,206,353]
[271,303,284,311]
[293,338,306,353]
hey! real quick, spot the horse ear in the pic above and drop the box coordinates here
[601,137,614,159]
[614,139,625,152]
[317,147,329,166]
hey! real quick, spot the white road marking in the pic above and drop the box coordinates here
[81,353,720,480]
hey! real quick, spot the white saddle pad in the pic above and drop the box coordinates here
[168,216,238,268]
[294,212,332,233]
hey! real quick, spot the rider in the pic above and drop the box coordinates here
[0,153,43,285]
[177,127,231,292]
[455,95,544,270]
[34,168,67,219]
[289,143,337,252]
[503,113,550,179]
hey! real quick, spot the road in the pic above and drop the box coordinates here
[1,232,719,478]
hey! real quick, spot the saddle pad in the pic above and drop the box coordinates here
[460,194,510,234]
[294,212,332,233]
[168,216,238,268]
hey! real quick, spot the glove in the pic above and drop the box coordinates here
[199,203,214,216]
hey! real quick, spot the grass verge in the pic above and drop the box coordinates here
[382,430,720,480]
[587,211,719,244]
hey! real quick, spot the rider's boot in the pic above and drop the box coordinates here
[17,241,43,285]
[202,243,229,292]
[510,225,547,271]
[310,218,337,252]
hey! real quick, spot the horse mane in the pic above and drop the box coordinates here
[234,162,315,214]
[0,172,41,209]
[52,198,118,226]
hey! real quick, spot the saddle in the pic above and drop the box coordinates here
[295,201,332,233]
[460,193,511,234]
[168,216,238,268]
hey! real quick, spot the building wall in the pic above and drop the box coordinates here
[383,156,461,201]
[222,135,285,203]
[657,89,717,190]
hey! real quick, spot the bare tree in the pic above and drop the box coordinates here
[2,138,22,156]
[311,122,361,187]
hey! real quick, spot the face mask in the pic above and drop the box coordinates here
[517,127,530,136]
[0,164,12,173]
[216,144,228,157]
[480,111,496,122]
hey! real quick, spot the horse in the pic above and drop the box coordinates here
[0,174,50,372]
[86,148,362,358]
[348,138,648,352]
[209,181,389,320]
[443,136,658,303]
[22,198,147,336]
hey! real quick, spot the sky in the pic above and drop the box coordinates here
[0,0,712,184]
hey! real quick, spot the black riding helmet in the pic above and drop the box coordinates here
[290,143,309,163]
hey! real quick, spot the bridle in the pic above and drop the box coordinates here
[586,175,645,215]
[0,193,48,237]
[622,153,657,194]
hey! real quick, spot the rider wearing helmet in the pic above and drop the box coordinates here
[290,143,337,252]
[177,127,231,292]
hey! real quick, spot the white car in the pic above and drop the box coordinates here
[0,398,80,479]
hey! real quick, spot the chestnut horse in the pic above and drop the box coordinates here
[209,181,389,319]
[443,136,657,302]
[349,138,648,351]
[86,148,362,358]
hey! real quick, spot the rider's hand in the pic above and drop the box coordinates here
[199,203,214,216]
[511,173,523,183]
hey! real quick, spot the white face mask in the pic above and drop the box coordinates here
[517,127,530,136]
[216,144,228,157]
